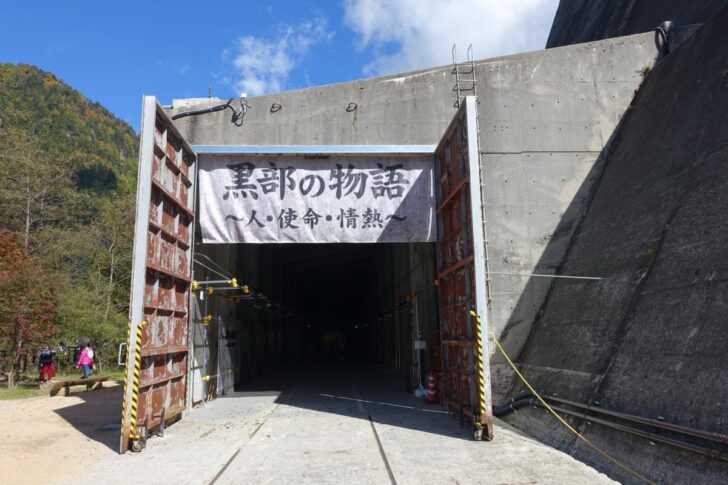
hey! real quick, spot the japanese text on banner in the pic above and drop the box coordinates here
[198,155,435,244]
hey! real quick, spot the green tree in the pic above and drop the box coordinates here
[57,196,133,364]
[89,196,135,322]
[0,112,78,252]
[0,63,139,372]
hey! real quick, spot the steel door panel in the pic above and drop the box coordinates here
[120,96,196,452]
[434,97,494,439]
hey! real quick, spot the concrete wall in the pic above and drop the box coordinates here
[172,34,657,399]
[172,34,657,398]
[475,36,656,396]
[546,0,728,48]
[506,8,728,482]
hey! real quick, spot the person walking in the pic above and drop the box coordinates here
[38,345,56,382]
[75,342,94,379]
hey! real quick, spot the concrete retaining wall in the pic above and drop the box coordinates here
[507,8,728,482]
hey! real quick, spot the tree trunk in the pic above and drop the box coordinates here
[7,368,15,389]
[7,328,20,389]
[104,249,115,320]
[8,343,21,390]
[24,184,31,249]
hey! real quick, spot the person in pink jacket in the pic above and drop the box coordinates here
[75,342,94,379]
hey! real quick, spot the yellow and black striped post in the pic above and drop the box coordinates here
[470,310,487,435]
[120,320,132,428]
[129,320,147,442]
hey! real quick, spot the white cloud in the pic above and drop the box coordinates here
[228,18,333,96]
[343,0,559,75]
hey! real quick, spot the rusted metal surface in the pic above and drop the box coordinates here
[121,97,196,452]
[434,98,494,439]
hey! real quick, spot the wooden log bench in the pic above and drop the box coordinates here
[45,376,109,396]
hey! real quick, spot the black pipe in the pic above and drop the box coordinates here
[508,390,535,402]
[493,396,538,417]
[171,99,234,120]
[492,391,537,416]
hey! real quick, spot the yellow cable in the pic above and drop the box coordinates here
[494,337,655,485]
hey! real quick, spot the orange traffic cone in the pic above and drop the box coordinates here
[424,371,437,404]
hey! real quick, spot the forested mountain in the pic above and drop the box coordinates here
[0,63,139,377]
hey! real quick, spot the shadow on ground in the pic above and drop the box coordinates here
[52,383,123,453]
[235,364,474,442]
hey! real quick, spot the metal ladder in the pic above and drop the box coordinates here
[452,44,478,108]
[453,44,492,306]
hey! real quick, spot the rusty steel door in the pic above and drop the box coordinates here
[121,96,197,452]
[434,96,494,440]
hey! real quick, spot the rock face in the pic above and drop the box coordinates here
[546,0,728,47]
[507,7,728,483]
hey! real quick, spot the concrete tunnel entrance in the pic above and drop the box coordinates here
[122,96,493,451]
[192,242,440,399]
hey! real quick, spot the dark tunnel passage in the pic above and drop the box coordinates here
[275,244,378,365]
[196,242,440,394]
[194,241,461,441]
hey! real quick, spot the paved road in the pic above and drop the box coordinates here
[77,365,613,484]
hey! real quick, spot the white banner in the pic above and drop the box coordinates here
[198,155,435,243]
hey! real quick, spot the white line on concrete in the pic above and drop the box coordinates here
[320,393,449,414]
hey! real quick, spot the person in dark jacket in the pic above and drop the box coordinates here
[39,345,56,382]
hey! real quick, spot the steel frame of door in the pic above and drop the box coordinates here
[120,96,198,452]
[434,96,493,440]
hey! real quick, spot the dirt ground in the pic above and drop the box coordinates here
[0,383,121,484]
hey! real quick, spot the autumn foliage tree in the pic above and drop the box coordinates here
[0,230,58,388]
[0,64,138,369]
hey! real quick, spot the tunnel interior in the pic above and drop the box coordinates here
[192,241,440,399]
[274,244,378,365]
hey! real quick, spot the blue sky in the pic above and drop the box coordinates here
[1,0,558,131]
